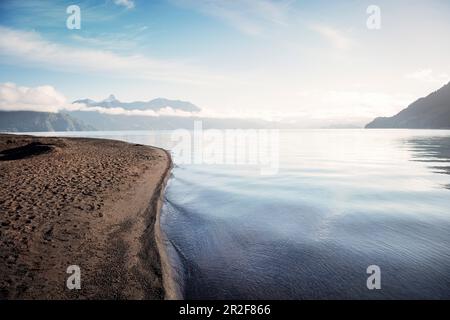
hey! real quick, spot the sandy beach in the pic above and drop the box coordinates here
[0,134,172,299]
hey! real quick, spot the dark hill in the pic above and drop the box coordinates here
[366,82,450,129]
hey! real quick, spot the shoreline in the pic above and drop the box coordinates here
[152,151,184,300]
[0,134,173,299]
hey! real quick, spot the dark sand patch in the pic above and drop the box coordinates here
[0,142,55,161]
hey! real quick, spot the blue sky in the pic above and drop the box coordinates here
[1,0,450,126]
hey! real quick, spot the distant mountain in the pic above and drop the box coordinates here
[0,111,93,132]
[74,95,201,112]
[69,95,277,129]
[68,110,275,130]
[366,82,450,129]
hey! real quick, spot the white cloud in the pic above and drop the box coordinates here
[170,0,292,35]
[0,83,66,112]
[114,0,135,10]
[277,89,413,121]
[309,24,354,50]
[69,104,197,117]
[70,34,135,50]
[0,26,226,86]
[317,90,413,118]
[405,69,450,85]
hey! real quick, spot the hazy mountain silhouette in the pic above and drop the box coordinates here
[0,111,93,132]
[74,95,201,112]
[69,95,277,129]
[366,82,450,129]
[68,110,275,130]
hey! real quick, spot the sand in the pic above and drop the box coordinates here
[0,134,172,299]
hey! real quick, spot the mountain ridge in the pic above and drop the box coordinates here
[73,95,201,112]
[366,82,450,129]
[0,111,94,132]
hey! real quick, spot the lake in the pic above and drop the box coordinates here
[31,129,450,299]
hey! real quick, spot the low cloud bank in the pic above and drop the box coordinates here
[0,83,66,113]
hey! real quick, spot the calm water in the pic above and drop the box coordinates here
[31,129,450,299]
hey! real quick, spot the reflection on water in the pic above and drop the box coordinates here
[161,129,450,299]
[29,129,450,299]
[407,136,450,189]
